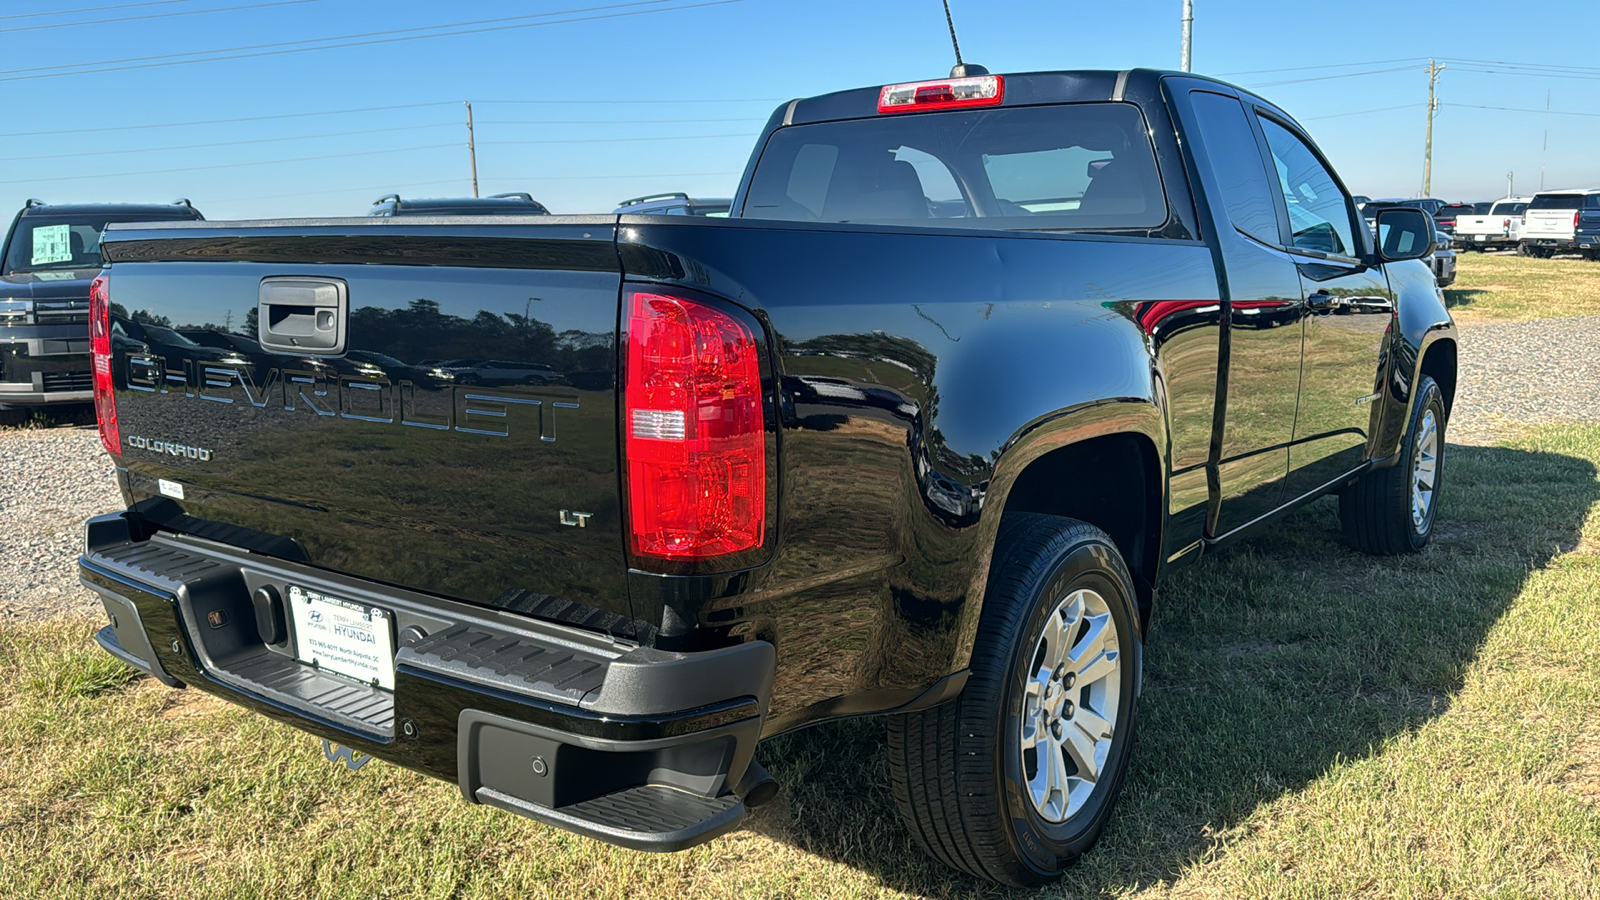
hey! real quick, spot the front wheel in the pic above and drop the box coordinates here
[887,515,1142,886]
[1340,376,1446,554]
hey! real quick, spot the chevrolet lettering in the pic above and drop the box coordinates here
[79,68,1456,886]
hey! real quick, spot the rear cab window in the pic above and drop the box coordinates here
[1490,201,1528,216]
[1530,194,1583,211]
[743,103,1169,234]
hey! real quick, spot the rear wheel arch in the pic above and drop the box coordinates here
[988,431,1163,629]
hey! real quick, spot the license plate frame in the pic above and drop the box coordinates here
[287,585,395,690]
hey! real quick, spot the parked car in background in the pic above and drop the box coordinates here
[1361,197,1447,229]
[0,199,203,410]
[1454,197,1530,252]
[613,193,732,216]
[367,192,551,216]
[1431,228,1457,287]
[1519,189,1600,257]
[1579,194,1600,261]
[1433,202,1481,236]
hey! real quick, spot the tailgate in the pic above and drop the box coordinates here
[1523,210,1575,238]
[99,219,637,634]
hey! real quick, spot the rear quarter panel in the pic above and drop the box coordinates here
[618,218,1219,729]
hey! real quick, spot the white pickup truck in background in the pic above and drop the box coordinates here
[1520,190,1600,258]
[1455,197,1529,252]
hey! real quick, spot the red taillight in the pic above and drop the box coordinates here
[1576,211,1582,229]
[623,289,765,560]
[878,75,1003,114]
[89,274,120,459]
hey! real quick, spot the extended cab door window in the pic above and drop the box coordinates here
[1257,118,1359,258]
[1185,91,1280,243]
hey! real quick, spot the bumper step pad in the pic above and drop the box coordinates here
[477,784,745,852]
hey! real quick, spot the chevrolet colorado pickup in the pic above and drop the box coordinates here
[79,68,1456,886]
[0,200,202,409]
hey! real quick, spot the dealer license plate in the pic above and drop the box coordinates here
[288,586,395,690]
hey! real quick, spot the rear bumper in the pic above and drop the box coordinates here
[1524,237,1577,250]
[79,512,774,851]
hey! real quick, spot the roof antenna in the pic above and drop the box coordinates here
[941,0,987,78]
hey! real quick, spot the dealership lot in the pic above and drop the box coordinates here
[2,253,1598,898]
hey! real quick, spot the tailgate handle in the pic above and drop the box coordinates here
[258,276,347,354]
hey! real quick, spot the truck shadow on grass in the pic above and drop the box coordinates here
[743,439,1600,898]
[1442,288,1491,313]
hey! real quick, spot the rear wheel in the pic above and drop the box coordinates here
[1340,376,1445,554]
[887,514,1141,886]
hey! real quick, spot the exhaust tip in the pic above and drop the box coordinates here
[734,760,780,809]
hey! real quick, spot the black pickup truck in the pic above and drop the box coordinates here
[79,68,1456,886]
[0,200,203,410]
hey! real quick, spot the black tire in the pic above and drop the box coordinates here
[1340,376,1446,554]
[1517,241,1533,257]
[886,514,1142,886]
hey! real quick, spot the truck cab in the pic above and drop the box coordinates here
[0,199,203,410]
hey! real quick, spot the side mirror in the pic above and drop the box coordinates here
[1374,207,1437,262]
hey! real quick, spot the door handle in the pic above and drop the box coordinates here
[1305,291,1340,311]
[257,276,348,354]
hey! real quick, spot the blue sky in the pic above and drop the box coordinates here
[2,0,1595,220]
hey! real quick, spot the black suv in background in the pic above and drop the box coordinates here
[613,193,731,216]
[367,192,551,216]
[0,199,203,410]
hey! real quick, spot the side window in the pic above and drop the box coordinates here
[1186,91,1280,243]
[1258,117,1357,257]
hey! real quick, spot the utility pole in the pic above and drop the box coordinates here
[1180,0,1193,72]
[1507,171,1514,198]
[1540,89,1550,191]
[1422,59,1444,197]
[464,100,480,198]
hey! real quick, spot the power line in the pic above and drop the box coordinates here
[1445,102,1600,118]
[481,117,766,125]
[8,101,460,137]
[1218,57,1425,77]
[0,0,316,34]
[204,179,466,204]
[0,121,458,162]
[0,143,458,185]
[0,0,743,82]
[1245,66,1418,88]
[477,98,783,104]
[498,171,741,181]
[2,0,679,75]
[1301,104,1416,121]
[489,133,753,145]
[0,0,207,21]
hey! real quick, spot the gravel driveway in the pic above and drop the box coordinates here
[1451,314,1600,444]
[0,426,121,622]
[1,314,1594,622]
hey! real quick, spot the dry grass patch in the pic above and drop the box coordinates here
[1446,252,1600,322]
[2,425,1599,898]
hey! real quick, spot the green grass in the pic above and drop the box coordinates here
[1445,252,1600,322]
[4,423,1599,898]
